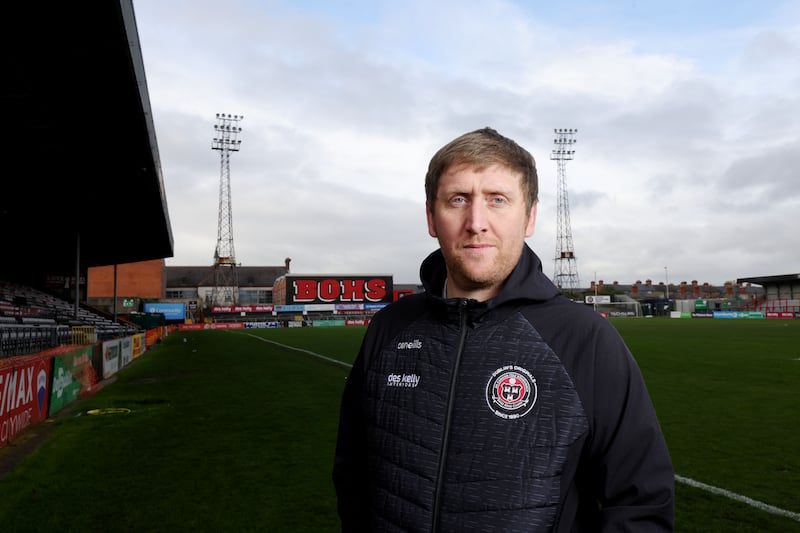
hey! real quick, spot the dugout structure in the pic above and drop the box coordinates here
[737,274,800,314]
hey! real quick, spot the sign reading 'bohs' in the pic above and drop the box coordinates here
[290,276,393,304]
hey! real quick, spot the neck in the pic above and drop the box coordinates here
[444,278,500,302]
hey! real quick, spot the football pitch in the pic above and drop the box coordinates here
[0,318,798,532]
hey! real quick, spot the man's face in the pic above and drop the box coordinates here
[426,162,537,301]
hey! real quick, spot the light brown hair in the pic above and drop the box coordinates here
[425,127,538,212]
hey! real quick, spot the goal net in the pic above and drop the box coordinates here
[592,301,642,317]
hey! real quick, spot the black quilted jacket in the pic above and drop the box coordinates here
[333,244,674,532]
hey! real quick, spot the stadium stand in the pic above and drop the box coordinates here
[0,1,173,358]
[737,274,800,313]
[0,281,139,357]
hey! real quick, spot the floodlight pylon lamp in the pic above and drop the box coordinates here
[210,112,244,306]
[551,127,581,293]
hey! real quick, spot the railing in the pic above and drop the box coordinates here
[71,326,97,345]
[747,298,800,313]
[0,323,141,359]
[0,325,72,358]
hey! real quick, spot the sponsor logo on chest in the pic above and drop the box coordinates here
[383,339,538,420]
[386,373,420,388]
[486,365,538,419]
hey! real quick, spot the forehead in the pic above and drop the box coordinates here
[439,162,523,191]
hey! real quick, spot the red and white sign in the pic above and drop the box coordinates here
[289,276,392,304]
[766,311,795,319]
[1,358,51,447]
[211,305,275,313]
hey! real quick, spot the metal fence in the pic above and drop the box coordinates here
[0,324,139,359]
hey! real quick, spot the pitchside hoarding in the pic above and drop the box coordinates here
[102,339,122,380]
[48,346,94,415]
[211,305,275,313]
[1,358,51,447]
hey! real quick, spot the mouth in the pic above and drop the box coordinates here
[462,243,494,251]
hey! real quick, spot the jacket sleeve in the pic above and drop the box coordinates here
[332,343,370,532]
[589,322,675,532]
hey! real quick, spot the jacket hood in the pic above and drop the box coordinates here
[419,243,561,308]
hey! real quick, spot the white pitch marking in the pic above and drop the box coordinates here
[675,475,800,522]
[243,332,353,368]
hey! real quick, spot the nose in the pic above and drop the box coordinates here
[465,201,489,234]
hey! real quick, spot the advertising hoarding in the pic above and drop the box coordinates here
[585,295,611,304]
[143,302,186,320]
[1,358,51,447]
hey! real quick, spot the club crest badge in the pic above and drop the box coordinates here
[486,365,537,419]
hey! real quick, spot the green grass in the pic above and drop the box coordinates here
[610,319,800,531]
[0,320,798,532]
[0,329,362,532]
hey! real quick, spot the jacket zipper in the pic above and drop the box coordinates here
[431,299,469,532]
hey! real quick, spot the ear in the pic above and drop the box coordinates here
[426,202,437,238]
[524,202,537,238]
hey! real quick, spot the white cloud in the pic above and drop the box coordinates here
[134,0,800,287]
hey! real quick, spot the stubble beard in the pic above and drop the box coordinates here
[444,246,518,295]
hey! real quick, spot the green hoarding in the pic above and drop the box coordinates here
[49,356,83,415]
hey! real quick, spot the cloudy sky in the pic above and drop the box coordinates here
[132,0,799,287]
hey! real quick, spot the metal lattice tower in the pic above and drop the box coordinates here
[210,113,243,306]
[550,128,580,293]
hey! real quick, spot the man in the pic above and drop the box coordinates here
[333,127,674,532]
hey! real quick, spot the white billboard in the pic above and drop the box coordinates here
[585,295,611,304]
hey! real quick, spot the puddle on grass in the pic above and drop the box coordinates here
[85,408,132,416]
[76,398,170,417]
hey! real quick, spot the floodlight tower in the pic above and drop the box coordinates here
[550,128,581,293]
[210,113,243,307]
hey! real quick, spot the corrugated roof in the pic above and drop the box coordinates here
[1,1,173,281]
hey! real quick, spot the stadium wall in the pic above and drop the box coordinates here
[87,259,166,299]
[0,326,172,449]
